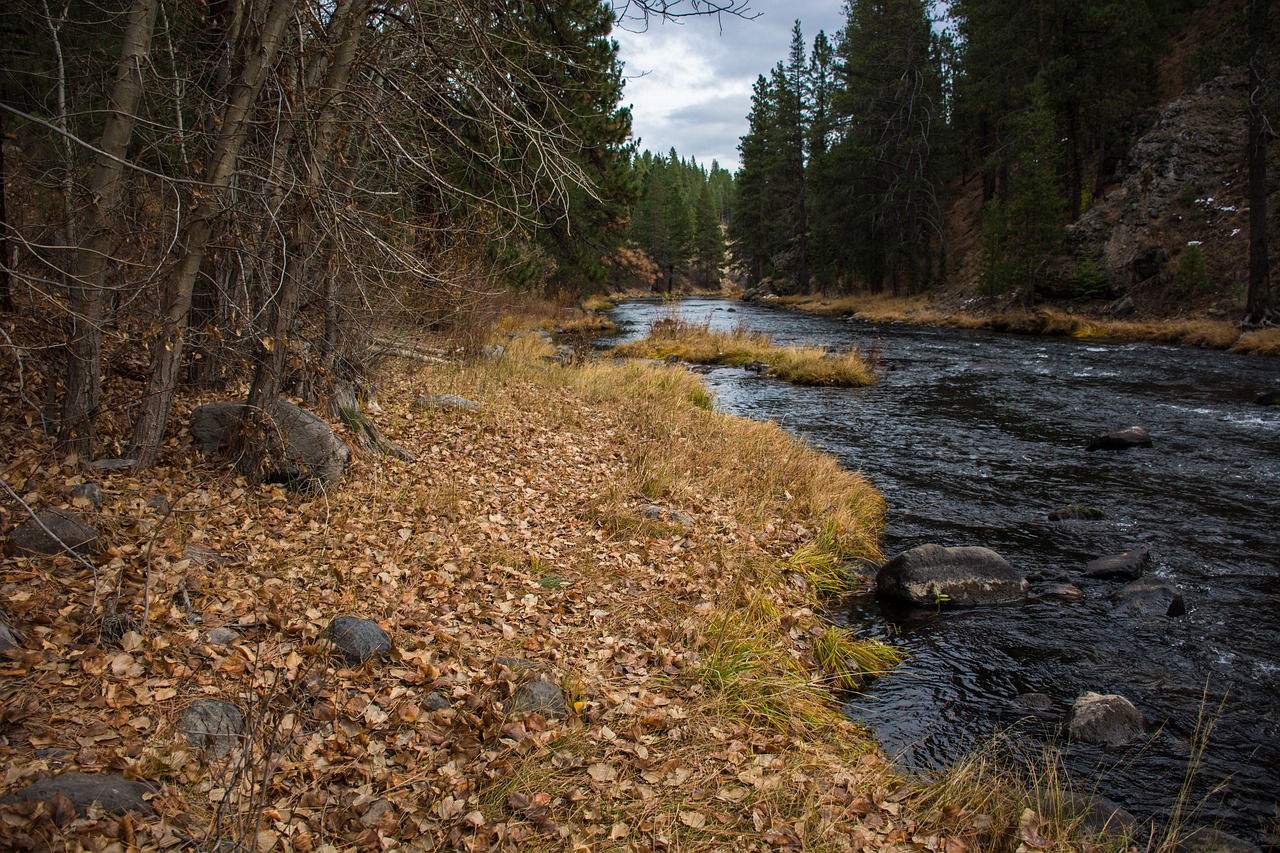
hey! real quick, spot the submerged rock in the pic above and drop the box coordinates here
[1255,390,1280,406]
[1086,426,1153,451]
[1083,548,1150,580]
[1175,827,1262,853]
[1111,576,1186,618]
[876,544,1028,606]
[1068,692,1145,745]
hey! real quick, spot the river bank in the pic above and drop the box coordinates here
[726,292,1280,356]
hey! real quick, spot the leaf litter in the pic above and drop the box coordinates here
[0,332,1002,852]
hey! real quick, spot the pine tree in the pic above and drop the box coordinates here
[692,181,724,286]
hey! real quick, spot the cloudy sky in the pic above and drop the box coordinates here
[612,2,848,172]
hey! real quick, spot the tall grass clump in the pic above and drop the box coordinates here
[614,315,876,388]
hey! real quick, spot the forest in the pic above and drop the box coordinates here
[0,0,1275,474]
[729,0,1276,326]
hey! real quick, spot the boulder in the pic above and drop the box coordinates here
[1255,390,1280,406]
[1068,692,1145,745]
[876,544,1028,606]
[1048,505,1106,521]
[1015,692,1053,712]
[9,508,102,557]
[178,699,244,758]
[504,680,567,720]
[1086,426,1152,451]
[190,399,349,489]
[1056,791,1137,836]
[0,772,155,816]
[1083,548,1150,580]
[1111,576,1186,618]
[321,615,393,665]
[641,504,695,527]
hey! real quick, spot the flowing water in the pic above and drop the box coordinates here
[603,297,1280,844]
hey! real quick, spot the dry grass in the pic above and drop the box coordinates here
[613,316,877,388]
[774,292,1279,352]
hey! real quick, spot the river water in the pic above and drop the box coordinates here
[603,297,1280,845]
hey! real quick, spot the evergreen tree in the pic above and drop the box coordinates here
[692,181,724,285]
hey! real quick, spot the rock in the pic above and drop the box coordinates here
[1111,576,1186,618]
[504,680,567,720]
[203,627,238,646]
[412,394,480,410]
[9,508,103,557]
[0,772,155,816]
[1255,390,1280,406]
[0,617,23,650]
[742,360,770,374]
[1068,692,1145,745]
[876,544,1028,606]
[1176,827,1262,853]
[321,615,393,665]
[70,483,104,509]
[480,344,506,361]
[1040,582,1085,600]
[178,699,244,758]
[1048,505,1106,521]
[641,504,695,527]
[146,494,170,514]
[664,354,681,364]
[190,399,350,489]
[424,692,450,711]
[1083,548,1150,580]
[1131,245,1167,281]
[1015,692,1053,712]
[87,458,134,472]
[1086,426,1152,451]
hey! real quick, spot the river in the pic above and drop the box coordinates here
[603,297,1280,845]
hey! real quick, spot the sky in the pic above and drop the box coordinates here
[612,1,849,173]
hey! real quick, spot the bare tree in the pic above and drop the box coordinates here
[126,0,296,468]
[58,0,159,458]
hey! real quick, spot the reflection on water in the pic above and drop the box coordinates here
[604,298,1280,844]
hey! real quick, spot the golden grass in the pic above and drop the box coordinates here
[613,316,876,387]
[775,292,1279,352]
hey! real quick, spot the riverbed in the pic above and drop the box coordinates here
[604,297,1280,844]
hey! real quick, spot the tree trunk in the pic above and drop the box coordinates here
[0,94,13,312]
[126,0,296,469]
[58,0,159,458]
[236,0,369,481]
[1245,0,1274,325]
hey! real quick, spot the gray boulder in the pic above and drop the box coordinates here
[877,544,1028,606]
[1083,548,1150,580]
[190,399,349,489]
[9,508,102,557]
[504,680,567,720]
[178,699,244,758]
[0,772,155,816]
[1111,576,1186,618]
[1068,692,1145,745]
[321,615,393,665]
[1086,426,1152,451]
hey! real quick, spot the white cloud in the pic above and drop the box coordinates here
[614,2,846,171]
